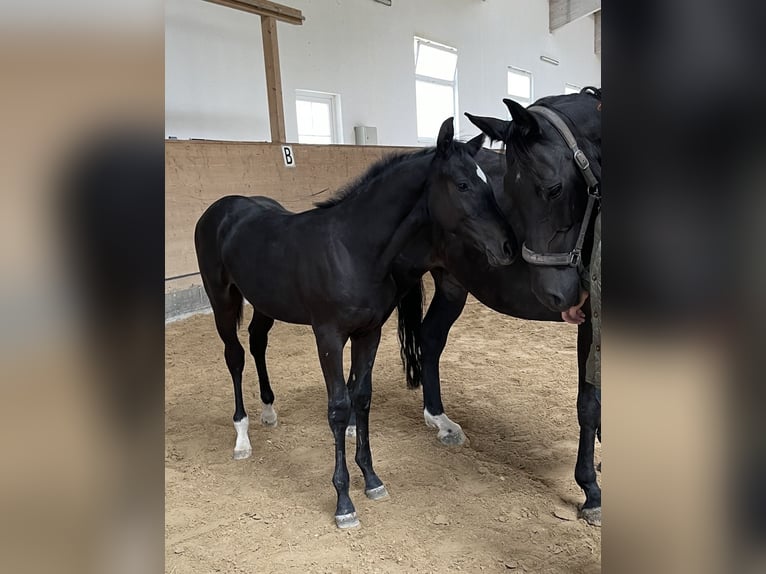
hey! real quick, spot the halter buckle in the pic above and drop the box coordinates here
[569,249,582,268]
[574,149,590,171]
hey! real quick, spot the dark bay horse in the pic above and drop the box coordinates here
[391,90,602,524]
[194,118,514,529]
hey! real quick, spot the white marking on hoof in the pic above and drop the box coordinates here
[365,485,389,501]
[335,512,360,529]
[260,402,278,427]
[233,416,252,460]
[424,409,466,446]
[346,425,357,438]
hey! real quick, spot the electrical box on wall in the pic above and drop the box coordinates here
[354,126,378,145]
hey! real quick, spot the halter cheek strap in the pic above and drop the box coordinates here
[520,106,600,268]
[527,106,599,191]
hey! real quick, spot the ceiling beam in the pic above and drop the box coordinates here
[594,10,601,55]
[203,0,304,25]
[549,0,600,32]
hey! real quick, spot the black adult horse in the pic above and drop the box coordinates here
[194,118,514,529]
[394,90,602,524]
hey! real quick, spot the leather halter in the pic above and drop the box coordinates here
[520,105,600,268]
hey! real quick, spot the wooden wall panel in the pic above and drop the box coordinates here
[165,141,414,294]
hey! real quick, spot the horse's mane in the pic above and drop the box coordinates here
[315,148,434,209]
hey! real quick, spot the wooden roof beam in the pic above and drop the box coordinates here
[203,0,304,25]
[549,0,600,32]
[594,10,601,55]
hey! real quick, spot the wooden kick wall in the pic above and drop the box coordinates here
[165,141,414,297]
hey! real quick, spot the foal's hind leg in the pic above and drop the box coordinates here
[248,312,278,427]
[349,328,387,501]
[211,295,251,460]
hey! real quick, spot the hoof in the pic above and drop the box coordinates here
[437,428,466,446]
[580,506,601,527]
[424,410,466,447]
[346,425,357,438]
[260,404,278,427]
[365,485,389,501]
[233,448,252,460]
[260,415,278,427]
[335,512,360,529]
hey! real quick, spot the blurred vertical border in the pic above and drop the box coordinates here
[0,2,164,573]
[605,0,766,572]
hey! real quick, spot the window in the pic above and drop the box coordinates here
[507,66,533,107]
[564,83,582,95]
[415,37,458,143]
[295,90,342,144]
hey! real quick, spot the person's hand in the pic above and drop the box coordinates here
[561,290,589,325]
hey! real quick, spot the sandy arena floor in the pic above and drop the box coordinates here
[165,292,601,573]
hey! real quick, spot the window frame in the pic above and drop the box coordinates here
[564,83,582,95]
[414,36,458,144]
[506,65,533,108]
[294,89,343,145]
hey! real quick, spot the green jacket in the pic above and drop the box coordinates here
[581,212,601,388]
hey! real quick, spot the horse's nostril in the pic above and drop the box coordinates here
[502,241,512,257]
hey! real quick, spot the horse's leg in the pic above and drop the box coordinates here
[248,312,278,427]
[348,328,388,500]
[575,315,602,525]
[210,289,250,460]
[313,326,357,528]
[421,270,469,445]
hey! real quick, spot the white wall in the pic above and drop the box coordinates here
[165,0,601,145]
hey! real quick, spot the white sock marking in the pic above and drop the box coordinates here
[233,416,252,458]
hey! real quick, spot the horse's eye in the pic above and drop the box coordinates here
[457,182,470,192]
[547,183,563,199]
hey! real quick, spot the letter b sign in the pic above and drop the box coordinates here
[282,145,295,168]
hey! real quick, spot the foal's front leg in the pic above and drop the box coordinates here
[313,326,358,528]
[349,328,388,500]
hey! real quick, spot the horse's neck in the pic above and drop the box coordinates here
[377,197,430,271]
[343,156,432,266]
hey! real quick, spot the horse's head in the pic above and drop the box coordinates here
[466,91,601,311]
[427,117,515,267]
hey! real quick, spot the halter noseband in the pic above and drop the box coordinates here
[520,105,600,269]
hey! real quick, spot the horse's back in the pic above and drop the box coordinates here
[195,195,291,245]
[198,194,290,225]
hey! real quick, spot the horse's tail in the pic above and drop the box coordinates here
[397,279,425,389]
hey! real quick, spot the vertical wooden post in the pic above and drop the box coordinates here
[261,16,286,143]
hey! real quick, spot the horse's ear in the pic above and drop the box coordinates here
[503,98,539,138]
[436,117,455,158]
[465,133,485,157]
[465,112,510,143]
